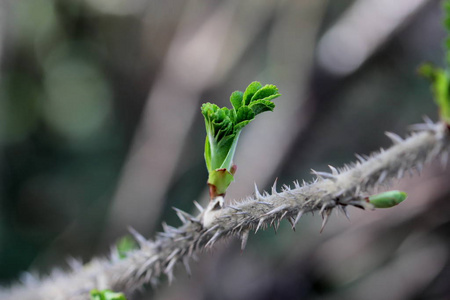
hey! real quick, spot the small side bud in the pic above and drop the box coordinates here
[368,190,407,208]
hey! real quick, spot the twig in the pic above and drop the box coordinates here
[2,121,449,300]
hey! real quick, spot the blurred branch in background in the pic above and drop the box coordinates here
[317,0,430,76]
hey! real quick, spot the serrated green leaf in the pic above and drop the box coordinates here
[444,1,450,67]
[447,39,450,64]
[230,91,244,110]
[214,118,233,141]
[209,134,235,172]
[445,1,450,31]
[236,106,255,124]
[249,99,276,115]
[204,136,212,172]
[243,81,262,106]
[214,107,228,123]
[250,84,279,102]
[202,103,235,172]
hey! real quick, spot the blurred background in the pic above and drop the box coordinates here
[1,0,450,299]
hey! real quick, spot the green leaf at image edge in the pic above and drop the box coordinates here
[418,63,450,124]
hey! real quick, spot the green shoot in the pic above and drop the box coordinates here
[367,190,407,209]
[202,81,281,199]
[90,289,127,300]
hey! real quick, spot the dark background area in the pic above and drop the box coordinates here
[1,0,450,299]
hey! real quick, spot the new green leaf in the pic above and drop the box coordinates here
[249,100,275,115]
[230,91,244,110]
[202,81,281,198]
[242,81,262,105]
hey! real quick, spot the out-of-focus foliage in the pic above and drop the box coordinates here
[116,235,138,260]
[368,190,407,209]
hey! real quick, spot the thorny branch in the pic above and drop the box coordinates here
[2,119,450,300]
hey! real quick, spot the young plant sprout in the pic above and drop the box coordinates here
[202,81,281,201]
[367,190,408,209]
